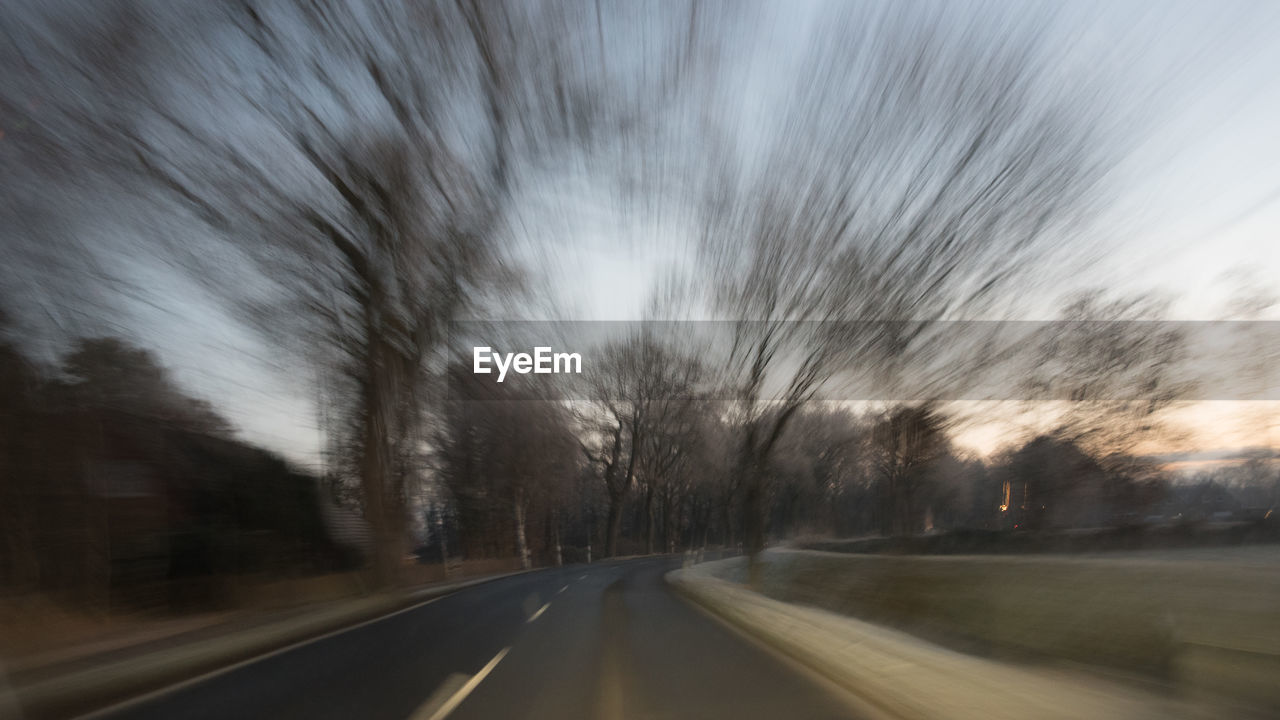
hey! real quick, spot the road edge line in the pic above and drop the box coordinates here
[58,568,545,720]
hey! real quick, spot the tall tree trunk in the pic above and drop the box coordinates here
[605,490,624,558]
[879,472,895,537]
[740,442,766,551]
[554,523,562,567]
[902,483,916,538]
[361,341,399,586]
[721,501,734,548]
[643,483,655,555]
[360,285,404,588]
[742,465,765,586]
[514,486,530,569]
[662,490,676,553]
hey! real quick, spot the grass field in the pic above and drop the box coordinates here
[708,546,1280,709]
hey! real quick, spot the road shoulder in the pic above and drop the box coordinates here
[666,560,1238,720]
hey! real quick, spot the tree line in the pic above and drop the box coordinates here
[425,327,1242,569]
[0,327,345,611]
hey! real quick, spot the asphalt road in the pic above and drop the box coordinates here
[89,556,862,720]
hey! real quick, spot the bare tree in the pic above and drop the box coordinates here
[433,364,578,569]
[690,4,1129,572]
[2,0,712,583]
[869,404,950,537]
[0,0,513,584]
[1025,290,1190,464]
[578,340,647,559]
[769,406,867,538]
[635,354,703,554]
[577,334,702,557]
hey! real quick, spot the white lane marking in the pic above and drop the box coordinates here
[408,673,467,720]
[558,585,568,594]
[578,574,587,580]
[527,602,551,623]
[415,647,510,720]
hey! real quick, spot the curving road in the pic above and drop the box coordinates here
[88,556,862,720]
